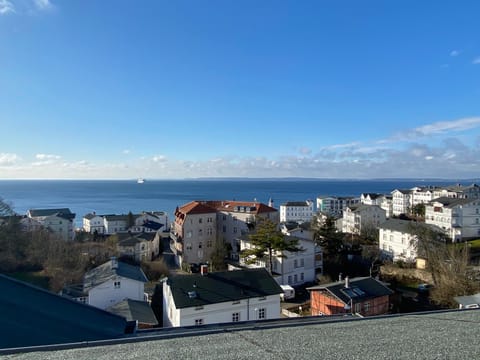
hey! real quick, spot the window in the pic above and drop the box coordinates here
[195,319,204,326]
[186,243,192,250]
[300,258,304,267]
[294,274,298,283]
[257,308,266,319]
[223,215,227,220]
[222,225,226,233]
[199,229,203,236]
[207,217,213,223]
[232,312,240,322]
[233,227,237,233]
[294,259,298,268]
[114,281,121,289]
[199,242,203,249]
[207,239,213,248]
[300,272,304,281]
[364,302,370,313]
[186,231,192,238]
[199,218,203,223]
[355,303,361,313]
[288,275,292,284]
[207,227,213,235]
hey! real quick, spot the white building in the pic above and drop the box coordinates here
[342,205,386,235]
[239,232,316,287]
[279,201,314,223]
[391,189,412,216]
[316,196,360,216]
[425,197,480,242]
[378,219,445,261]
[162,268,282,327]
[62,258,149,310]
[432,183,480,200]
[281,226,323,276]
[360,193,384,206]
[83,213,105,234]
[378,219,421,261]
[27,208,76,241]
[117,232,161,262]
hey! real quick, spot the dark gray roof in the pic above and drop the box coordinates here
[282,201,310,207]
[28,208,75,221]
[430,197,475,207]
[377,219,442,234]
[4,309,480,359]
[307,277,393,305]
[391,189,411,194]
[117,232,156,247]
[0,274,128,349]
[104,214,129,221]
[83,213,100,220]
[107,299,158,325]
[84,260,148,291]
[167,268,283,309]
[361,193,383,199]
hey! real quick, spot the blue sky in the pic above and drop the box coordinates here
[1,0,479,179]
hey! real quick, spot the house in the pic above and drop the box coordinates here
[107,299,159,329]
[170,200,278,267]
[27,208,76,241]
[239,232,316,287]
[432,183,480,200]
[283,226,323,276]
[308,276,393,316]
[83,212,105,234]
[391,189,412,216]
[162,268,283,327]
[316,196,360,216]
[103,214,129,234]
[360,193,384,206]
[130,211,168,233]
[62,258,149,310]
[341,204,386,235]
[170,201,218,267]
[207,200,279,260]
[425,197,480,241]
[0,274,131,349]
[279,200,314,223]
[117,232,161,262]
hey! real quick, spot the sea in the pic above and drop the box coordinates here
[0,178,474,228]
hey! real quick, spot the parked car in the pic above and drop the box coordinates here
[418,283,433,293]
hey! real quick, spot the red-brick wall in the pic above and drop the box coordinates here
[310,291,390,316]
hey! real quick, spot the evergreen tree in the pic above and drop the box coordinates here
[241,218,303,274]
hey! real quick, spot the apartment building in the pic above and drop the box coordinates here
[279,200,314,223]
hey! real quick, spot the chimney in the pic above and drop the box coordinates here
[345,276,350,288]
[111,256,118,270]
[338,273,342,281]
[200,264,208,276]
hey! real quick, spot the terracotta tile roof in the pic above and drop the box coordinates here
[205,200,277,214]
[176,201,217,216]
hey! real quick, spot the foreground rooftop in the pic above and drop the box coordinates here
[3,309,480,359]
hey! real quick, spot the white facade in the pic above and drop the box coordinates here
[103,215,128,234]
[83,214,105,234]
[88,276,146,310]
[28,213,75,241]
[391,189,412,216]
[163,285,280,327]
[342,205,386,235]
[425,198,480,241]
[316,196,360,216]
[279,201,314,223]
[378,219,418,261]
[240,235,316,286]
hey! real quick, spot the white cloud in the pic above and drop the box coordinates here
[0,153,19,165]
[298,147,312,155]
[152,155,167,162]
[122,149,131,155]
[473,57,480,65]
[33,0,52,10]
[450,50,460,57]
[35,153,61,160]
[0,0,14,14]
[412,117,480,136]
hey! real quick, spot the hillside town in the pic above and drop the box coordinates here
[1,182,480,350]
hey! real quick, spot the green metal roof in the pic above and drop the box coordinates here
[167,268,283,309]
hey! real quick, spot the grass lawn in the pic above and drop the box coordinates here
[466,239,480,250]
[9,271,50,289]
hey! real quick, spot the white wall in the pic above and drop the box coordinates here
[379,228,417,261]
[163,284,281,328]
[88,277,145,310]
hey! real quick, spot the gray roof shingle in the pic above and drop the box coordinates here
[84,260,148,291]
